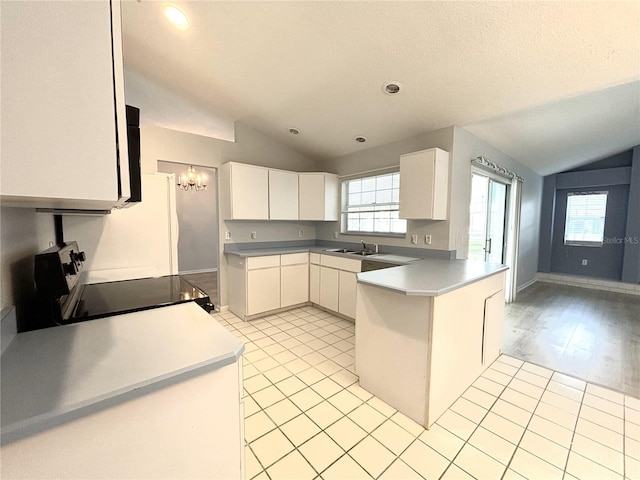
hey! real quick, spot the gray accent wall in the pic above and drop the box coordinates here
[538,147,640,283]
[622,146,640,283]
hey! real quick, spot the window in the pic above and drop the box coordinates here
[341,171,407,235]
[564,192,608,246]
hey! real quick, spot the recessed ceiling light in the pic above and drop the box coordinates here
[288,127,301,135]
[164,4,190,30]
[354,136,367,143]
[382,81,402,95]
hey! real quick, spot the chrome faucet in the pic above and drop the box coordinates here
[361,240,367,251]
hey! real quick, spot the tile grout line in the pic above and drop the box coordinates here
[497,358,553,480]
[224,308,639,480]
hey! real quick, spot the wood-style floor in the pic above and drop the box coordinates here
[181,271,218,306]
[504,281,640,398]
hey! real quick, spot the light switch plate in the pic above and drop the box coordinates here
[225,231,231,240]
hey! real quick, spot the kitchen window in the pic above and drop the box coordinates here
[564,191,608,246]
[341,171,407,235]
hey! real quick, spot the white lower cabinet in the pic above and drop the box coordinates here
[338,270,358,318]
[281,253,309,308]
[309,264,320,304]
[247,267,280,315]
[227,253,309,320]
[319,266,339,312]
[482,288,505,365]
[312,254,361,319]
[227,251,360,320]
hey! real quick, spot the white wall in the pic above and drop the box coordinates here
[451,127,543,288]
[318,126,542,289]
[0,208,55,313]
[317,127,455,251]
[140,122,320,307]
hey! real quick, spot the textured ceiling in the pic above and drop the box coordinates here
[121,1,640,175]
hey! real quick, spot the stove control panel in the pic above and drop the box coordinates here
[35,241,85,299]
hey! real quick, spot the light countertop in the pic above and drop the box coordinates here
[224,246,312,258]
[1,302,244,444]
[224,246,421,264]
[357,258,508,296]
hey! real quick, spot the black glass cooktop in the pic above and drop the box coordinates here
[70,275,212,322]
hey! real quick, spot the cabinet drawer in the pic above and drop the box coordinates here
[281,252,309,266]
[247,255,280,270]
[320,254,361,273]
[309,253,321,265]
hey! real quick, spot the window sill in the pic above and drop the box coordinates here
[340,231,406,239]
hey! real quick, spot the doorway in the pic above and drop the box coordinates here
[157,161,219,305]
[468,172,509,263]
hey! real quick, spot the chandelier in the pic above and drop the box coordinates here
[177,165,207,191]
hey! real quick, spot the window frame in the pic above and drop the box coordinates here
[563,191,608,247]
[340,170,407,237]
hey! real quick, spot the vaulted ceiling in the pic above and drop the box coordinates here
[121,1,640,176]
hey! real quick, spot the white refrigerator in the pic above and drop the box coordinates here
[63,173,179,282]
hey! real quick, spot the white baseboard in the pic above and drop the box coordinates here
[217,305,230,313]
[536,272,640,296]
[517,278,537,293]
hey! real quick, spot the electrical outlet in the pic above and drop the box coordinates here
[298,230,303,238]
[411,234,418,244]
[334,231,339,239]
[425,234,432,245]
[225,231,231,240]
[251,231,257,239]
[49,241,55,247]
[582,259,588,266]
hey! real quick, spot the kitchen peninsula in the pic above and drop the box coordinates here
[0,303,244,479]
[355,258,507,429]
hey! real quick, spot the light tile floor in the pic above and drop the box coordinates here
[212,306,640,480]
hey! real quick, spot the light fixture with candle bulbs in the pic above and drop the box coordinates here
[177,165,207,191]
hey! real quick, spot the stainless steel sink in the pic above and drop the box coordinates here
[323,248,378,256]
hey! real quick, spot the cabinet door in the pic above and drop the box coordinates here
[319,267,339,311]
[338,270,357,319]
[399,148,449,220]
[1,1,128,209]
[299,174,325,220]
[482,289,505,365]
[269,170,299,220]
[309,264,320,304]
[229,164,269,220]
[281,264,309,307]
[247,267,280,315]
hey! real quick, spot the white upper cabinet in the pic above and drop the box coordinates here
[221,163,269,220]
[269,170,299,220]
[299,173,339,221]
[1,0,130,210]
[222,163,338,222]
[399,148,450,220]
